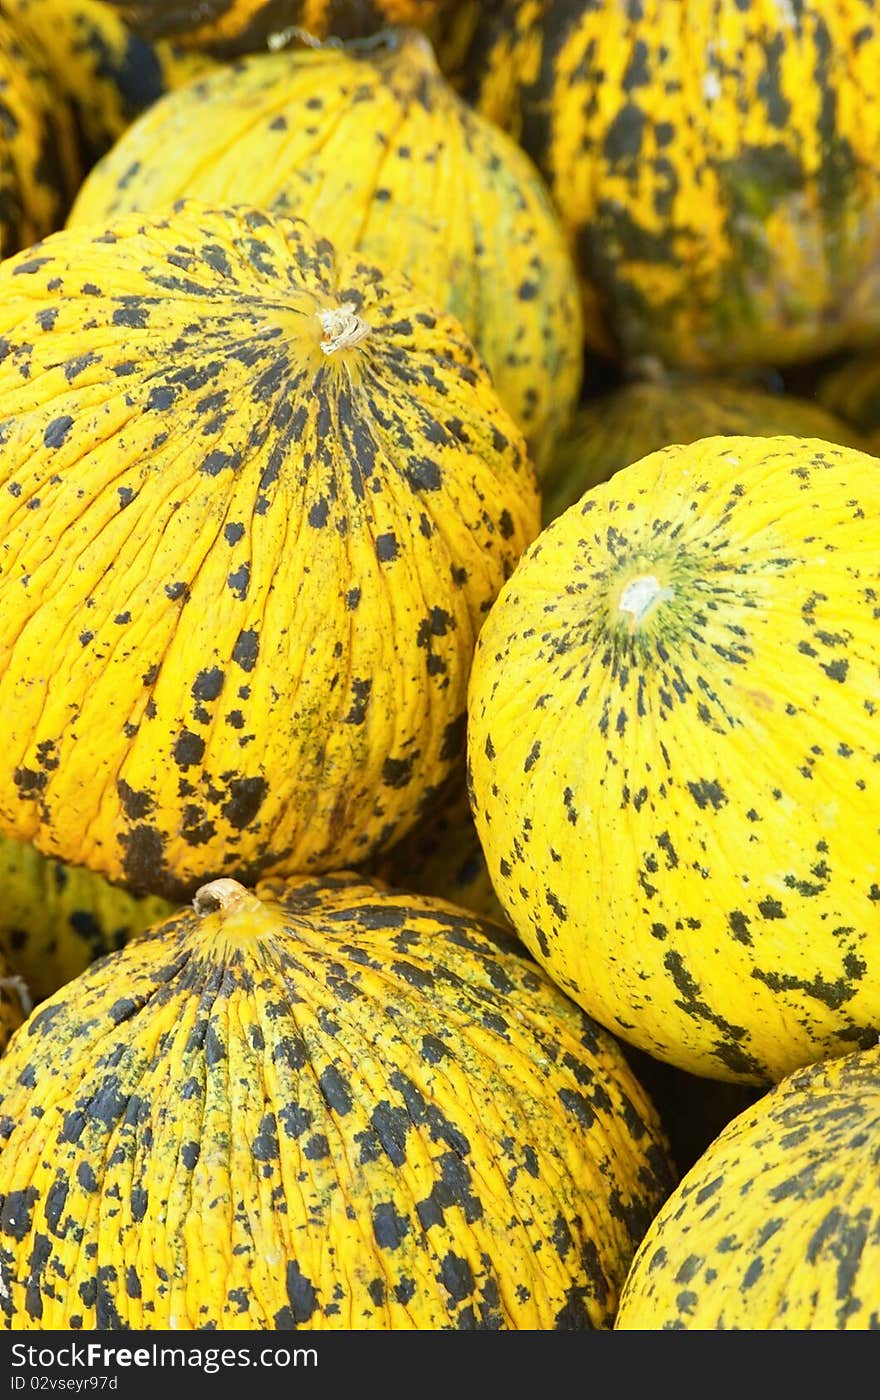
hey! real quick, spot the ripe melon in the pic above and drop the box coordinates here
[468,434,880,1083]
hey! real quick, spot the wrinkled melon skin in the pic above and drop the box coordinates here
[616,1043,880,1329]
[0,11,81,258]
[106,0,459,50]
[4,0,216,163]
[467,435,880,1085]
[541,376,872,525]
[69,32,583,474]
[0,204,538,903]
[0,836,174,1004]
[368,765,508,926]
[444,0,880,373]
[0,872,675,1329]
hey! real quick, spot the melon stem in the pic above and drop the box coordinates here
[0,975,32,1017]
[318,303,371,355]
[619,574,674,628]
[193,878,261,917]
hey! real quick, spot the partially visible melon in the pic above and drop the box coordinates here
[0,835,173,1004]
[0,9,81,256]
[0,871,675,1328]
[444,0,880,374]
[0,952,27,1054]
[102,1,462,51]
[617,1043,880,1329]
[4,0,215,162]
[542,375,872,523]
[69,31,582,471]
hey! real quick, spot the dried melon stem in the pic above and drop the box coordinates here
[193,878,261,917]
[618,574,674,629]
[192,879,282,950]
[0,974,32,1017]
[318,303,371,355]
[267,25,408,56]
[267,25,318,52]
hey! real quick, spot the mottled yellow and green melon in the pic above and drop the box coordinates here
[435,0,538,133]
[0,836,173,1004]
[446,0,880,373]
[0,203,538,902]
[468,435,880,1084]
[0,872,675,1329]
[4,0,215,163]
[0,9,81,257]
[617,1043,880,1329]
[69,31,582,471]
[542,375,871,524]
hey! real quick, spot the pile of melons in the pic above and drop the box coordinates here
[0,0,877,1332]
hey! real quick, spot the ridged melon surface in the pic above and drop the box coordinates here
[69,32,583,472]
[0,204,538,901]
[468,435,880,1083]
[444,0,880,372]
[617,1043,880,1329]
[0,873,675,1329]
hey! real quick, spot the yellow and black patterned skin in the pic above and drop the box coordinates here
[0,836,174,1004]
[369,765,507,925]
[467,436,880,1085]
[0,10,81,258]
[4,0,215,164]
[817,351,880,447]
[541,376,871,524]
[616,1043,880,1329]
[105,0,460,50]
[69,31,583,474]
[0,873,675,1329]
[435,0,538,135]
[0,203,538,903]
[445,0,880,373]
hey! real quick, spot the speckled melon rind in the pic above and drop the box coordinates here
[468,433,880,1084]
[0,872,675,1329]
[616,1041,880,1329]
[0,202,538,901]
